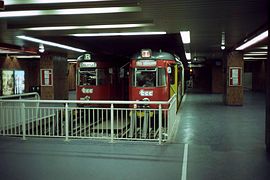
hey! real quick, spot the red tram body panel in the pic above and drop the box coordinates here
[76,53,115,101]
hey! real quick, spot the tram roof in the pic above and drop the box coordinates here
[132,51,176,61]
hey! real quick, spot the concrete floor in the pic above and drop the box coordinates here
[1,91,270,180]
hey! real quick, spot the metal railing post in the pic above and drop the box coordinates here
[0,102,4,135]
[65,103,69,141]
[110,104,114,143]
[21,103,26,140]
[158,104,162,145]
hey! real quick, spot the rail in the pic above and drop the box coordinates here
[0,93,178,144]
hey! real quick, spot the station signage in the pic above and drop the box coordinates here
[229,67,242,86]
[40,69,53,86]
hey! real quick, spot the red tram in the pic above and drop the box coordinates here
[76,53,115,101]
[129,49,184,108]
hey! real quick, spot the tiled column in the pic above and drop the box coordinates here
[40,52,68,100]
[223,51,243,105]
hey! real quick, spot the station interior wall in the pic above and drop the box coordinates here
[0,56,267,98]
[0,56,40,95]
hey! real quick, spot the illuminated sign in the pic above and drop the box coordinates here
[141,49,152,58]
[139,89,153,96]
[80,62,97,68]
[83,53,91,60]
[136,60,156,67]
[82,88,93,94]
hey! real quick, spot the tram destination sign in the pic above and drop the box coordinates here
[136,60,156,67]
[80,62,97,68]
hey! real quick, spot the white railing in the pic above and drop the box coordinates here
[0,92,40,140]
[0,93,178,144]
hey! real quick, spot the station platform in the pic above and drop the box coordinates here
[1,91,270,180]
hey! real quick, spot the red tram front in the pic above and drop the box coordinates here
[129,49,182,109]
[76,53,114,101]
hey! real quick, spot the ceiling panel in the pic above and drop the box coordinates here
[0,0,268,63]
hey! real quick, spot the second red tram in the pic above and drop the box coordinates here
[76,53,115,101]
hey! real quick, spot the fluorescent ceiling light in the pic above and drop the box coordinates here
[243,57,267,60]
[17,35,86,53]
[24,23,153,31]
[67,59,78,63]
[255,46,268,50]
[185,52,191,60]
[246,51,268,54]
[0,7,141,18]
[5,0,112,5]
[71,32,166,37]
[180,31,190,44]
[0,49,20,54]
[244,53,267,56]
[13,55,41,59]
[236,30,268,50]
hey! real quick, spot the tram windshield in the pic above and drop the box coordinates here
[78,69,107,86]
[132,68,166,87]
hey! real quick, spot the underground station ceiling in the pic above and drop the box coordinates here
[0,0,268,65]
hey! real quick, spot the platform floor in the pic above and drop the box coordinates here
[1,91,270,180]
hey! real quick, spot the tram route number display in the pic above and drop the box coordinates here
[41,69,53,86]
[229,67,242,86]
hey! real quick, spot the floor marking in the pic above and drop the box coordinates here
[181,143,189,180]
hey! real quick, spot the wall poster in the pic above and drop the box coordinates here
[14,70,25,94]
[229,67,242,86]
[41,69,53,86]
[2,70,14,95]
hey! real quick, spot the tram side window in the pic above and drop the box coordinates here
[97,69,108,85]
[169,66,175,85]
[79,70,97,86]
[158,68,166,86]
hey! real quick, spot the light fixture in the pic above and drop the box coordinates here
[0,49,20,54]
[5,0,112,5]
[221,32,225,50]
[17,35,86,52]
[236,30,268,50]
[0,6,141,18]
[243,57,267,60]
[12,55,41,59]
[245,51,268,55]
[185,52,191,60]
[244,53,267,56]
[67,59,78,63]
[180,31,190,44]
[23,23,153,31]
[39,44,45,53]
[71,31,167,37]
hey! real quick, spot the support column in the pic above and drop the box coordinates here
[224,51,244,105]
[40,52,68,100]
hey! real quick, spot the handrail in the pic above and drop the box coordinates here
[0,99,172,105]
[0,92,40,100]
